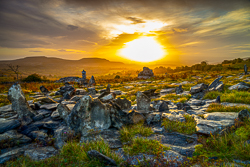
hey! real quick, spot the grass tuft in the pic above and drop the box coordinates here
[120,122,154,143]
[194,119,250,161]
[206,103,250,113]
[123,138,170,156]
[203,90,250,104]
[5,139,123,167]
[162,115,196,135]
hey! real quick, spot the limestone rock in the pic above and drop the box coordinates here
[75,89,87,95]
[195,119,235,135]
[142,89,157,97]
[0,118,21,134]
[0,130,32,148]
[40,86,49,95]
[40,103,59,110]
[114,98,131,110]
[0,147,25,164]
[244,64,248,75]
[98,84,111,99]
[162,113,185,122]
[24,147,58,161]
[160,88,175,94]
[57,104,71,123]
[204,112,238,121]
[88,75,96,86]
[100,93,116,103]
[238,109,250,121]
[87,87,97,95]
[228,82,250,91]
[8,83,36,119]
[137,91,151,111]
[87,150,117,166]
[58,83,75,99]
[66,96,111,136]
[208,76,224,91]
[175,85,183,94]
[54,126,75,149]
[190,83,207,94]
[146,112,161,125]
[51,110,61,120]
[138,67,154,79]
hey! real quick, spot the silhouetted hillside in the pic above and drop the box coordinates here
[0,56,126,78]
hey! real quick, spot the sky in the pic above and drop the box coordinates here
[0,0,250,66]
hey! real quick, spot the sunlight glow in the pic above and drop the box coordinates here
[119,37,166,62]
[109,20,168,37]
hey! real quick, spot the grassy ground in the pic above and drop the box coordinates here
[162,115,196,135]
[5,139,123,167]
[120,122,154,143]
[123,138,170,156]
[0,95,10,107]
[192,119,250,163]
[203,90,250,104]
[206,103,250,113]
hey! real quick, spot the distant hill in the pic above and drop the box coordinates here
[0,56,127,78]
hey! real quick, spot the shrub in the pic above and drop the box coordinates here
[114,75,120,79]
[22,73,42,82]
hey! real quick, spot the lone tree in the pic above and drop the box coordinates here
[5,64,20,80]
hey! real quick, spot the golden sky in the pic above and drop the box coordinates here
[0,0,250,66]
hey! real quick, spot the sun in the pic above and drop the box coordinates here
[119,36,166,62]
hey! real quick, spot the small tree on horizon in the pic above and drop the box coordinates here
[4,64,20,80]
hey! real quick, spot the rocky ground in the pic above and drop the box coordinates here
[0,73,250,166]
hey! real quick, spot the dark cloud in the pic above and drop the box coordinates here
[67,25,79,31]
[29,50,43,52]
[58,49,74,52]
[64,0,250,11]
[126,17,146,24]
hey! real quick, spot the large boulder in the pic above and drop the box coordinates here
[228,82,250,91]
[138,67,154,79]
[114,98,131,110]
[8,84,36,120]
[137,91,151,111]
[60,96,111,137]
[208,76,224,91]
[190,83,208,94]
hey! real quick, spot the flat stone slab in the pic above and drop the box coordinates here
[204,112,238,121]
[40,103,59,110]
[0,130,32,148]
[148,132,198,147]
[24,146,58,161]
[0,118,21,134]
[195,119,235,135]
[0,105,13,114]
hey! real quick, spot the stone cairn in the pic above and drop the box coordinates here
[138,67,154,79]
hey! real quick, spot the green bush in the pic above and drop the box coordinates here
[22,73,42,82]
[114,75,120,79]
